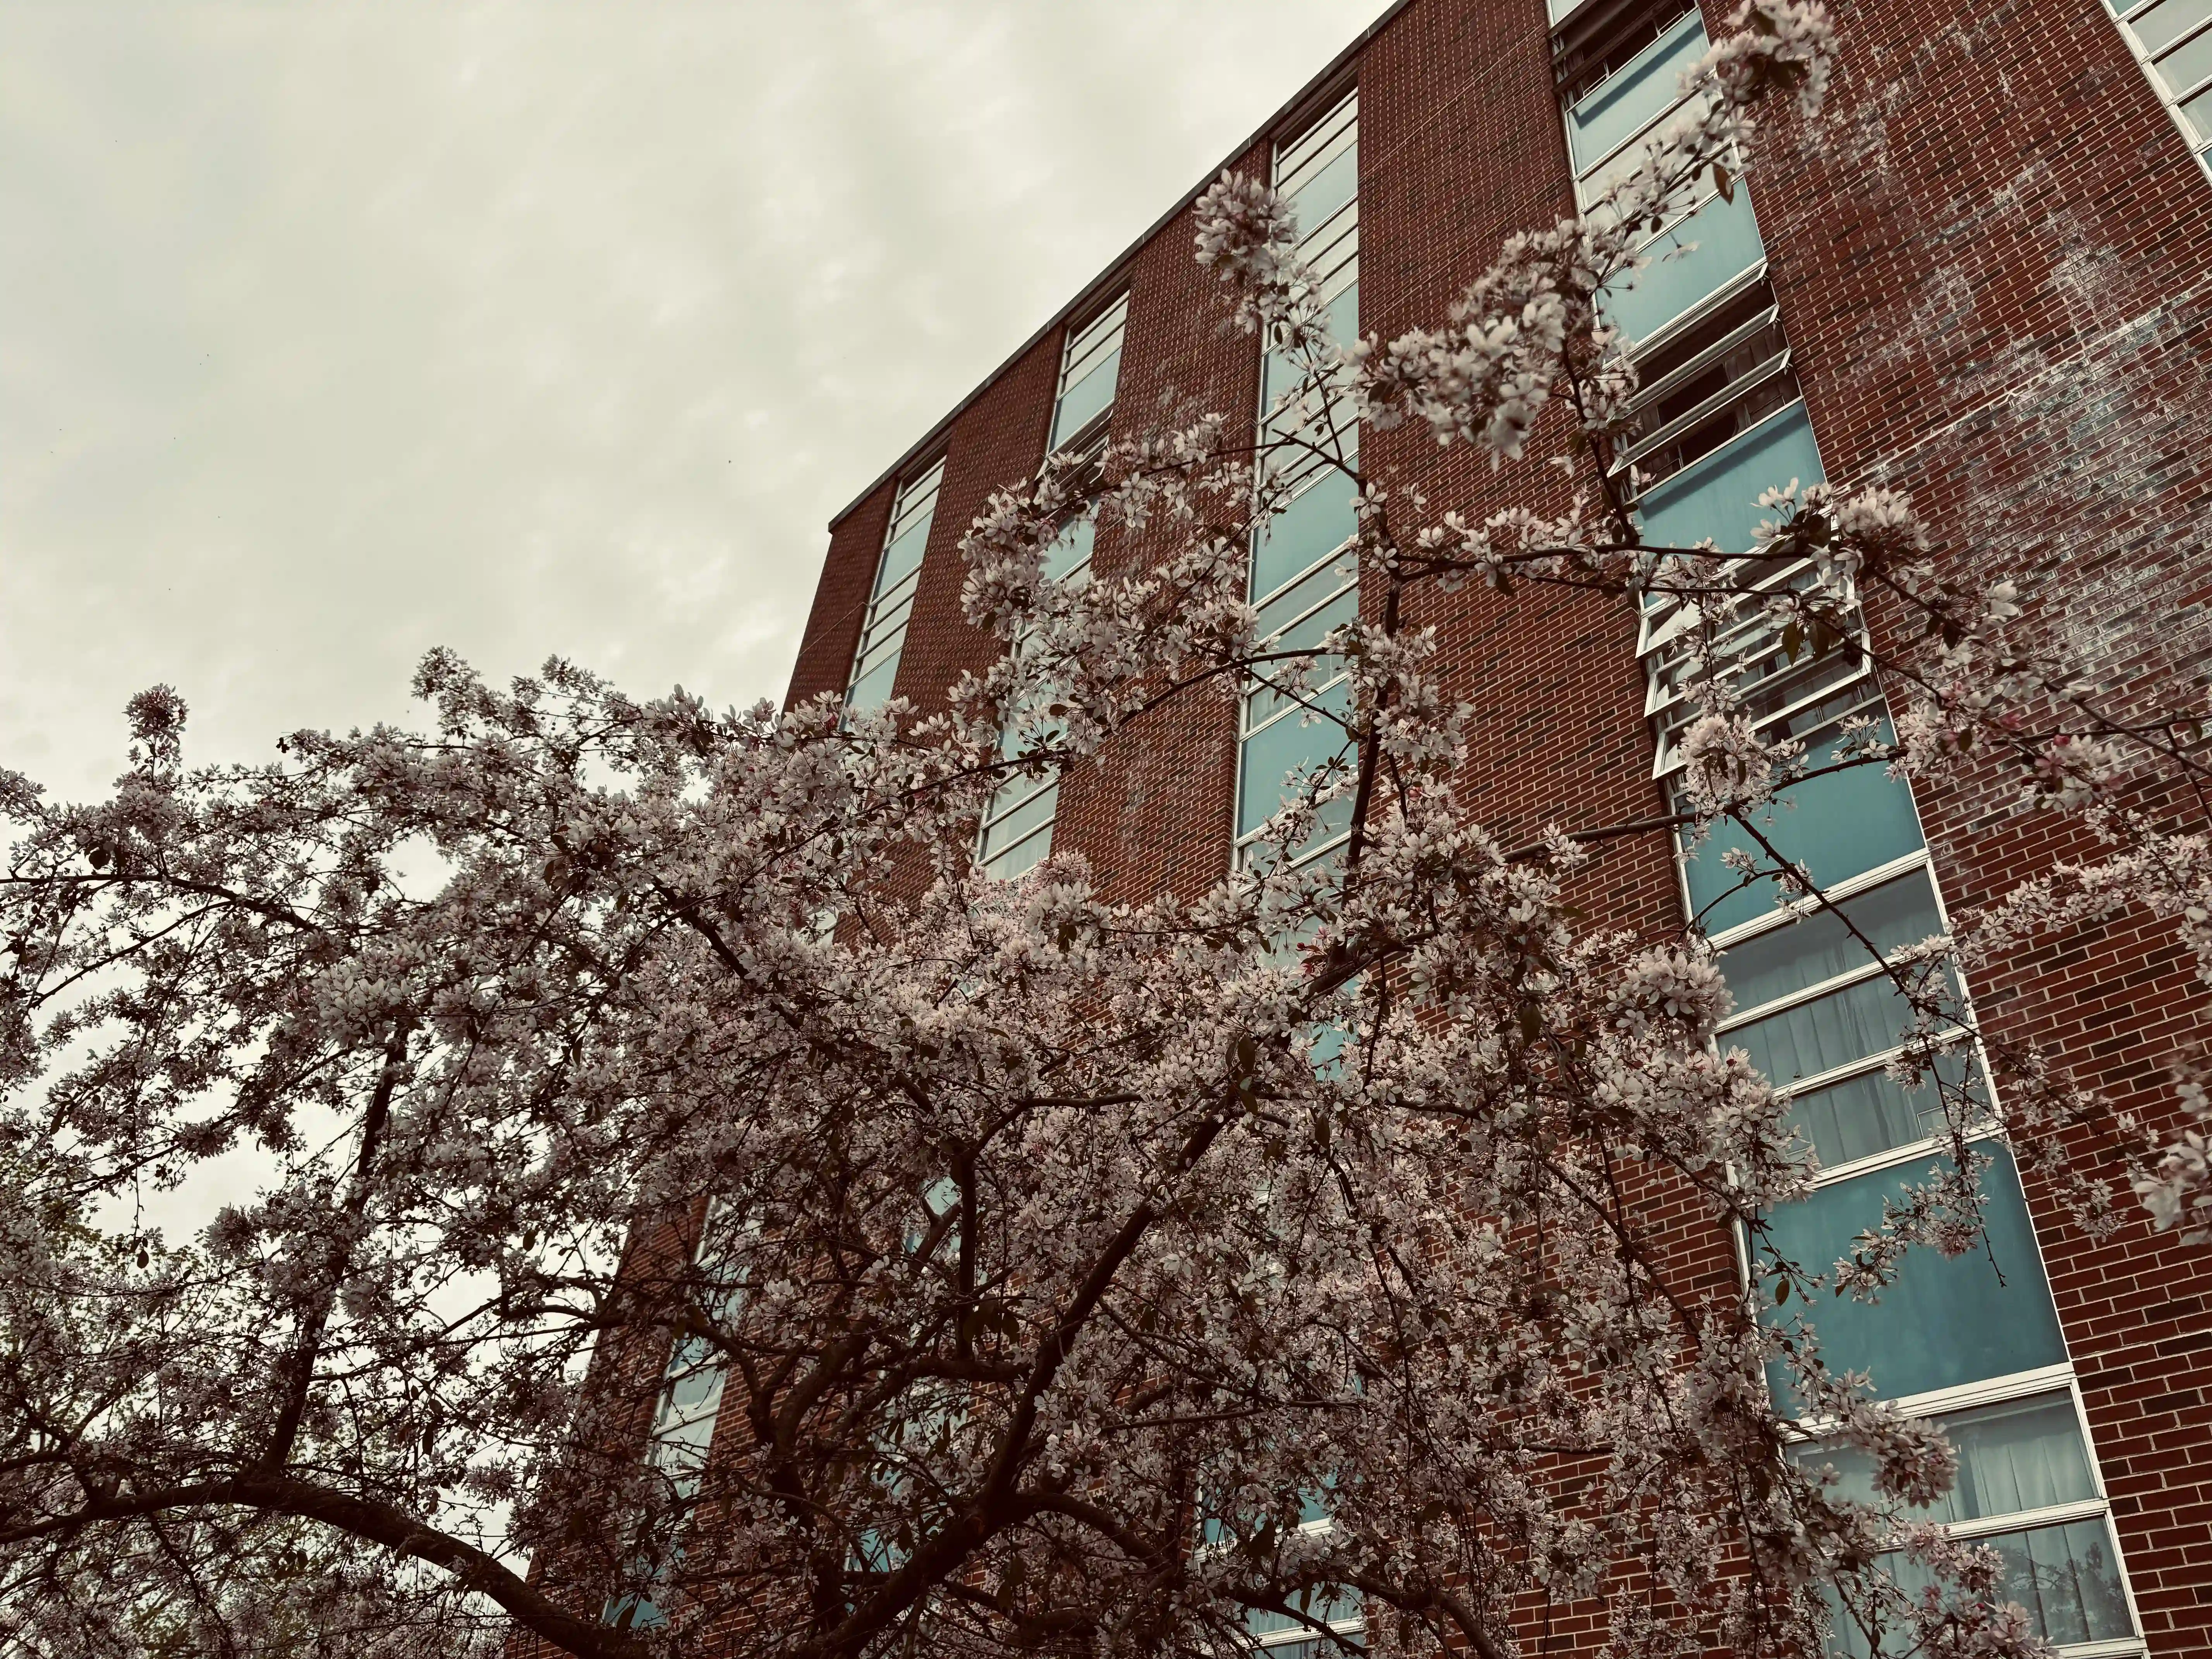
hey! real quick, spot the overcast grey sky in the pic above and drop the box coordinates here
[2,0,1396,803]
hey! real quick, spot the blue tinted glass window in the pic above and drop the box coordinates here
[1682,728,1925,937]
[1635,395,1821,556]
[1566,9,1707,173]
[1254,471,1359,599]
[1601,185,1771,349]
[1760,1145,2065,1409]
[1238,679,1355,841]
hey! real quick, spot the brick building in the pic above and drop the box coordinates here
[605,0,2212,1654]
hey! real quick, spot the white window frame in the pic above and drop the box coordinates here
[1233,536,1359,875]
[847,458,946,711]
[1785,1367,2147,1658]
[2106,0,2212,182]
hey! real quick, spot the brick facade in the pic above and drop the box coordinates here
[534,1,2212,1653]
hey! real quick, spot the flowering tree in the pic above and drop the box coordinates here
[3,5,2207,1658]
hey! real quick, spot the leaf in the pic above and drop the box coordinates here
[1714,163,1735,204]
[1774,1276,1790,1304]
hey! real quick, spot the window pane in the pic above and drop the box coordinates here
[1681,725,1926,938]
[2182,77,2212,141]
[1721,871,1943,1013]
[876,516,931,596]
[1781,1054,1977,1168]
[604,1593,668,1632]
[1792,1392,2095,1523]
[1254,471,1359,599]
[1256,551,1357,640]
[1239,680,1355,841]
[2136,0,2212,56]
[982,818,1053,880]
[1245,1584,1363,1645]
[1636,396,1822,556]
[1043,514,1095,583]
[1051,346,1120,448]
[981,778,1058,861]
[1819,1520,2130,1658]
[1289,144,1358,239]
[1731,970,1951,1089]
[1600,184,1770,348]
[1325,280,1360,348]
[845,651,901,713]
[1566,8,1707,174]
[664,1362,725,1418]
[2155,18,2212,95]
[1580,91,1716,216]
[1759,1145,2066,1409]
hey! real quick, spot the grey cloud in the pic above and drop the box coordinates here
[0,0,1396,802]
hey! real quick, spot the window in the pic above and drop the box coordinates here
[978,301,1122,881]
[1612,276,1799,495]
[977,498,1095,881]
[1548,12,2145,1641]
[1237,90,1361,879]
[1051,293,1127,451]
[1792,1386,2137,1656]
[847,459,945,715]
[1200,1494,1366,1658]
[2108,0,2212,170]
[604,1204,748,1632]
[1551,0,1772,345]
[1550,0,1698,108]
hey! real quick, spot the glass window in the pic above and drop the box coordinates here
[1238,679,1356,843]
[1253,471,1359,601]
[979,777,1059,869]
[1759,1145,2067,1410]
[847,460,945,713]
[2135,0,2212,59]
[1050,295,1126,450]
[2157,17,2212,95]
[1680,724,1926,938]
[1820,1519,2131,1657]
[1599,186,1771,348]
[1729,967,1953,1092]
[1719,871,1944,1012]
[1289,144,1357,239]
[1051,349,1121,449]
[1796,1393,2096,1523]
[1563,6,1706,165]
[1782,1059,1979,1171]
[1634,398,1821,555]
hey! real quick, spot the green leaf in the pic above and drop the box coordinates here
[1714,163,1735,204]
[1774,1276,1790,1304]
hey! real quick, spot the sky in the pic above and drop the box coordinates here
[0,0,1400,805]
